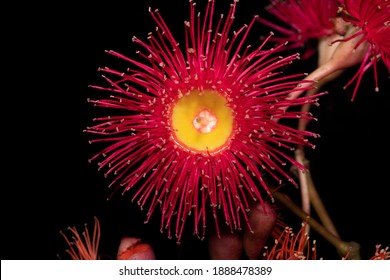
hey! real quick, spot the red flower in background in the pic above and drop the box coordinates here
[369,245,390,260]
[257,0,340,59]
[85,0,324,243]
[262,222,317,260]
[262,221,390,260]
[60,217,101,260]
[60,217,156,260]
[336,0,390,98]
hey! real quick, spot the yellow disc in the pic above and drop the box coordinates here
[171,90,234,153]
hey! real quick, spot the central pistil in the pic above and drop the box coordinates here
[171,90,234,154]
[193,109,217,133]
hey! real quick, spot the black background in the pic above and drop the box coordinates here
[3,0,389,260]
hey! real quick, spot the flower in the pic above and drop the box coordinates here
[262,221,317,260]
[284,0,389,102]
[60,216,101,260]
[335,0,390,99]
[257,0,340,59]
[263,221,390,260]
[85,0,324,243]
[60,217,156,260]
[369,245,390,260]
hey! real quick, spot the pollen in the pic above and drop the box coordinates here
[193,109,217,133]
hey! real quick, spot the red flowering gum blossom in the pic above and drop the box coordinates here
[86,0,325,243]
[369,245,390,260]
[60,217,101,260]
[261,0,389,102]
[262,221,317,260]
[257,0,340,59]
[336,0,390,99]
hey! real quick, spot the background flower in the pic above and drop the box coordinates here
[59,217,101,260]
[262,221,390,260]
[257,0,340,59]
[336,0,390,98]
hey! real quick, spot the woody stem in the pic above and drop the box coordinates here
[270,187,361,259]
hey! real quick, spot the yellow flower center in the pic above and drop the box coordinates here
[171,90,234,154]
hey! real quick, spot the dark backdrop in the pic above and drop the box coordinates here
[3,0,389,260]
